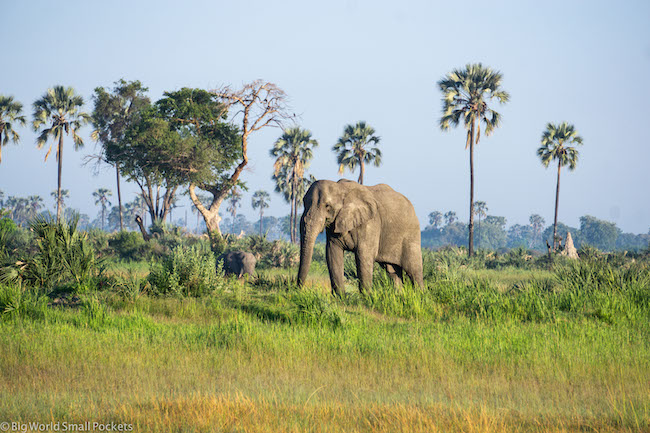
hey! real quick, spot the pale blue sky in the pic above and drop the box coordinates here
[1,0,649,233]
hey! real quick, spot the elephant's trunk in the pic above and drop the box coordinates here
[297,211,324,287]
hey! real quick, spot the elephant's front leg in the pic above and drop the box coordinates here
[326,240,345,296]
[355,251,374,294]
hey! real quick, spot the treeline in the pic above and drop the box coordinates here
[423,213,649,252]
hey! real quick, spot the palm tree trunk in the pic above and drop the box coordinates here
[553,160,561,250]
[468,125,475,257]
[359,161,365,185]
[116,165,124,231]
[101,204,105,231]
[56,134,64,222]
[259,210,263,236]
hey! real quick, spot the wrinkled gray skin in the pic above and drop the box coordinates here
[297,179,423,295]
[218,251,256,278]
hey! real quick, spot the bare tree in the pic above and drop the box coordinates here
[188,80,293,252]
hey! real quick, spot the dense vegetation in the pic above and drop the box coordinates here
[0,218,648,432]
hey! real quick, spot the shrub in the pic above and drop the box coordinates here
[148,246,223,297]
[109,231,147,260]
[1,217,102,292]
[0,284,48,320]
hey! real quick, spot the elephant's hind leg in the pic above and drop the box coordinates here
[381,263,403,288]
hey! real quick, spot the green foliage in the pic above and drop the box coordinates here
[108,230,147,260]
[0,284,48,320]
[148,246,223,297]
[284,289,343,328]
[1,217,102,292]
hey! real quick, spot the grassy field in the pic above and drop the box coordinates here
[1,255,648,433]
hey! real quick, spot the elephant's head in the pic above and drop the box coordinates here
[297,179,377,286]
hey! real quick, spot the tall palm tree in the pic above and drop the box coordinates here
[50,189,69,214]
[226,187,242,234]
[0,95,26,164]
[444,211,457,226]
[270,127,319,243]
[332,121,381,185]
[251,190,270,236]
[33,86,90,221]
[438,63,509,257]
[93,188,113,231]
[428,211,443,229]
[473,201,488,248]
[537,122,583,250]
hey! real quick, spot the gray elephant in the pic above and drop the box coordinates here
[217,251,257,278]
[297,179,423,295]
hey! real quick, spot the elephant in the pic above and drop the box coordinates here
[297,179,423,295]
[217,251,257,278]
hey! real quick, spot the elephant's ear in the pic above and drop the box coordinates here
[333,189,377,234]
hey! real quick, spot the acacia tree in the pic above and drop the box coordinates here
[333,121,381,185]
[33,86,90,221]
[0,95,26,164]
[92,80,150,231]
[537,122,583,250]
[251,190,270,236]
[110,103,186,229]
[270,127,319,243]
[185,81,292,252]
[438,64,509,256]
[93,188,112,231]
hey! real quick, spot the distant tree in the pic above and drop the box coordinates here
[507,224,532,248]
[473,201,488,248]
[226,188,242,234]
[444,211,457,225]
[428,211,443,229]
[438,63,509,257]
[529,214,545,246]
[0,95,26,163]
[92,79,150,231]
[50,189,69,213]
[33,86,90,221]
[27,195,43,220]
[251,190,270,236]
[0,190,4,208]
[271,127,319,243]
[579,215,620,251]
[332,121,381,185]
[93,188,112,231]
[537,122,583,249]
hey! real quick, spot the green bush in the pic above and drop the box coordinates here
[0,284,48,320]
[1,217,102,292]
[148,246,223,297]
[108,231,147,260]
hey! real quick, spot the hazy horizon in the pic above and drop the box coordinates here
[1,0,649,234]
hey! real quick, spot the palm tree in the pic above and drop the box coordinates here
[537,122,583,250]
[50,190,69,213]
[226,187,242,234]
[438,63,509,256]
[251,190,270,236]
[529,214,545,246]
[0,95,26,164]
[333,121,381,185]
[93,188,113,231]
[428,211,443,229]
[270,127,319,243]
[444,211,457,226]
[33,86,90,221]
[27,195,44,220]
[473,201,488,248]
